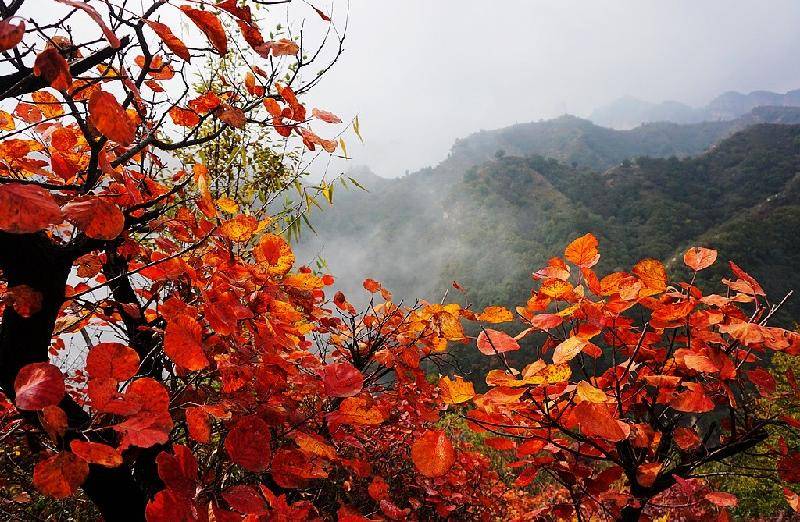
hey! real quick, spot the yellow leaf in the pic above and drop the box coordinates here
[576,381,606,403]
[353,115,363,143]
[439,375,475,404]
[216,196,239,214]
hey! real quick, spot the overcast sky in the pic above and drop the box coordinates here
[305,0,800,178]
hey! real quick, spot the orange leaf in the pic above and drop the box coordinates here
[146,21,191,62]
[254,234,295,275]
[671,383,714,413]
[14,363,65,411]
[411,429,455,478]
[439,375,475,404]
[88,90,135,145]
[632,258,667,297]
[62,197,125,240]
[164,314,208,371]
[33,48,72,91]
[684,246,717,272]
[552,336,586,364]
[0,183,62,233]
[33,452,89,498]
[265,38,299,56]
[169,106,200,127]
[565,233,599,267]
[572,402,629,442]
[70,441,122,468]
[636,462,662,488]
[312,108,342,124]
[476,328,520,355]
[86,342,139,382]
[784,488,800,512]
[477,306,513,323]
[216,104,246,128]
[705,492,738,507]
[180,6,228,55]
[219,214,258,242]
[0,109,14,130]
[32,91,65,119]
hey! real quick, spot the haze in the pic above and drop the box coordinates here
[308,0,800,178]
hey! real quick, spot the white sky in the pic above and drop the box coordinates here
[307,0,800,177]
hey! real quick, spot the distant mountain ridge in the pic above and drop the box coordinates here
[590,88,800,129]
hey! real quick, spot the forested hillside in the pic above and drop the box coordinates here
[299,114,800,326]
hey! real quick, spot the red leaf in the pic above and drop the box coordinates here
[14,363,65,411]
[5,284,42,318]
[156,445,197,498]
[671,383,715,413]
[145,489,194,522]
[476,328,520,355]
[224,415,271,472]
[0,17,25,51]
[223,485,267,514]
[673,427,701,450]
[164,314,209,371]
[322,362,364,397]
[216,104,246,128]
[33,48,72,91]
[41,405,68,440]
[146,21,191,62]
[86,342,139,382]
[62,197,125,240]
[180,6,228,55]
[216,0,253,24]
[33,452,89,498]
[571,402,629,442]
[185,407,211,443]
[88,90,136,145]
[69,441,122,468]
[0,183,62,233]
[411,429,455,478]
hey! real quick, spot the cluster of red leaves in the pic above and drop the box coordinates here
[447,233,800,519]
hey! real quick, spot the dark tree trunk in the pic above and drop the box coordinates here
[0,232,148,521]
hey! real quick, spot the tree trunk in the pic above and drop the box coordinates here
[0,232,148,520]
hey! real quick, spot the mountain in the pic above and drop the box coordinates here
[297,109,800,328]
[591,88,800,129]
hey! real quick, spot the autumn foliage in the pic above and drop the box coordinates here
[0,1,799,521]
